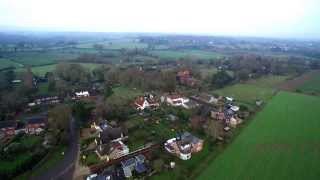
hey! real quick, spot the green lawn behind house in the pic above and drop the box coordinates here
[213,84,275,104]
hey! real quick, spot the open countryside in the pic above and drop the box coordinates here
[198,92,320,180]
[1,4,320,178]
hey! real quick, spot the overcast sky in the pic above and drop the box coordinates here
[0,0,319,38]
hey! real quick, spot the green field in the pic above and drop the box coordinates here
[16,63,101,76]
[246,75,290,88]
[8,51,79,66]
[198,92,320,180]
[76,41,148,49]
[107,86,143,103]
[213,84,275,104]
[298,72,320,95]
[151,50,223,60]
[0,58,23,70]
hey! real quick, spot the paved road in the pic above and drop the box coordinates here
[32,117,80,180]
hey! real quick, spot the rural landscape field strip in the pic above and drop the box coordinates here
[198,92,320,180]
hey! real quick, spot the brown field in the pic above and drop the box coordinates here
[278,70,320,91]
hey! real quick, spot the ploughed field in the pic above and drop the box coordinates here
[198,91,320,180]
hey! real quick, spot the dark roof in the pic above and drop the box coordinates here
[25,117,47,125]
[0,121,16,129]
[135,163,147,174]
[121,158,136,168]
[16,121,26,129]
[100,127,124,144]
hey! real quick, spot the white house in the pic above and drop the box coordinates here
[165,95,189,107]
[230,105,240,112]
[134,94,159,111]
[75,91,90,98]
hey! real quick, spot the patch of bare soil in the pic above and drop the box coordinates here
[278,70,320,91]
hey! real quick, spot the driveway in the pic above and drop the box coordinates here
[32,117,80,180]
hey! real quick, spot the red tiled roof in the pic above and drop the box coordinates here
[134,96,145,107]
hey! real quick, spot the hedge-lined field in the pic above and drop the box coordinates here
[198,92,320,180]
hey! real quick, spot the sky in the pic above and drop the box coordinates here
[0,0,319,38]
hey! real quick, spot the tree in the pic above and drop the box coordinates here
[205,119,223,141]
[48,104,71,144]
[72,101,94,127]
[104,85,113,99]
[211,70,233,88]
[23,67,34,91]
[55,63,90,84]
[160,70,176,92]
[46,72,56,92]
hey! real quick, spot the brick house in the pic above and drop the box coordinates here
[0,121,17,138]
[25,117,47,134]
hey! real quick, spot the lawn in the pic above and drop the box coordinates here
[107,86,143,103]
[213,84,275,104]
[198,92,320,180]
[0,58,23,70]
[150,50,223,60]
[29,145,67,177]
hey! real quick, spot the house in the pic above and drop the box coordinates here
[121,154,147,178]
[165,94,189,107]
[229,117,242,128]
[177,70,197,87]
[0,121,17,138]
[164,132,204,160]
[193,94,219,104]
[97,141,129,160]
[211,111,225,121]
[15,121,26,135]
[230,105,240,112]
[134,94,159,111]
[25,117,47,134]
[75,91,90,98]
[95,126,129,160]
[182,100,199,109]
[28,96,60,107]
[225,97,234,102]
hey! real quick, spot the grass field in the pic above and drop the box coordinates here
[7,51,79,66]
[246,75,290,88]
[198,92,320,180]
[213,84,275,104]
[151,50,223,60]
[107,86,143,103]
[0,58,23,70]
[16,63,101,76]
[76,41,148,49]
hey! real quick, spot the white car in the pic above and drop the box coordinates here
[86,174,97,180]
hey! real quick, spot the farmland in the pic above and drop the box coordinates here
[297,71,320,95]
[0,58,23,70]
[76,40,148,49]
[246,75,290,88]
[15,63,101,76]
[198,92,320,180]
[150,50,223,60]
[4,51,79,66]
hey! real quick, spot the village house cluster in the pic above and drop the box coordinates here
[0,116,47,140]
